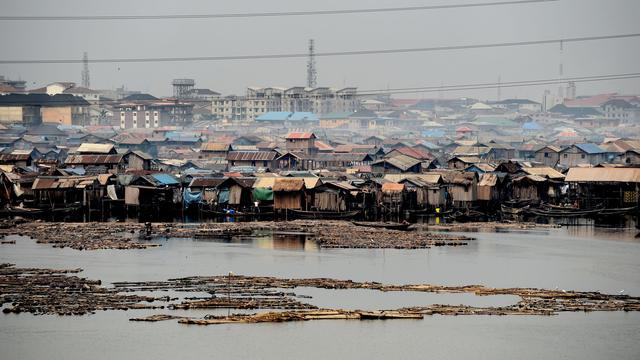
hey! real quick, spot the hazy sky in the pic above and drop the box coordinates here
[1,0,639,101]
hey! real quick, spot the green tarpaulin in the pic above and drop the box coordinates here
[252,188,273,201]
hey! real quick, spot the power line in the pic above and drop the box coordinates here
[5,72,638,105]
[1,33,638,65]
[0,0,558,21]
[356,73,640,96]
[357,72,640,93]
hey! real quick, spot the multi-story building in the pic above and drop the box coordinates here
[602,99,640,123]
[114,94,193,129]
[212,86,359,122]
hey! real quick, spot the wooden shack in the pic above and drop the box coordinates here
[216,177,256,209]
[511,175,549,202]
[565,167,640,208]
[380,182,405,213]
[312,181,358,212]
[273,178,306,210]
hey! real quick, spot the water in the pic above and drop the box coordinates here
[1,226,640,359]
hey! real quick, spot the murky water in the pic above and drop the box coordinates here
[1,226,640,359]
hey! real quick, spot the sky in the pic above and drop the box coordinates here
[0,0,639,101]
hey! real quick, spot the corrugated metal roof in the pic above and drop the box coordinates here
[574,143,606,154]
[565,168,640,183]
[189,177,225,188]
[226,151,277,161]
[65,154,124,165]
[372,154,421,171]
[478,173,498,186]
[76,143,114,154]
[286,132,316,140]
[200,143,230,152]
[0,154,31,161]
[522,167,565,179]
[150,173,180,185]
[382,183,405,193]
[383,174,442,184]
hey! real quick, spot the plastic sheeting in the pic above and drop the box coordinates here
[252,188,273,201]
[217,189,230,204]
[124,187,140,205]
[183,189,203,208]
[107,185,118,200]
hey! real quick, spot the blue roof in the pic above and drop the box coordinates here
[422,129,445,138]
[575,143,606,154]
[256,112,319,122]
[151,173,180,185]
[289,112,319,121]
[165,131,200,141]
[522,122,542,130]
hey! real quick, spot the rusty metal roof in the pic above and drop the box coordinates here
[189,177,225,188]
[0,154,31,162]
[286,132,316,140]
[64,154,124,165]
[200,143,231,152]
[478,173,498,187]
[565,168,640,183]
[382,183,405,193]
[226,151,277,162]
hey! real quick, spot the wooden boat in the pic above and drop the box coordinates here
[524,207,603,217]
[595,206,638,216]
[408,208,454,216]
[289,209,360,220]
[351,221,413,231]
[541,202,604,211]
[0,206,44,217]
[500,204,527,215]
[200,209,273,217]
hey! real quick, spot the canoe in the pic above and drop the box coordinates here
[289,209,360,220]
[595,206,638,216]
[201,210,273,217]
[500,204,527,215]
[351,221,413,231]
[524,207,603,217]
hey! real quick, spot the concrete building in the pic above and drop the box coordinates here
[212,86,358,122]
[115,94,193,129]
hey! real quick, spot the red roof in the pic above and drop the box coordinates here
[390,99,421,107]
[456,126,473,132]
[394,147,433,160]
[563,94,617,108]
[286,132,316,140]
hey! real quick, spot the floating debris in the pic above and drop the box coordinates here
[0,220,473,251]
[178,310,424,325]
[0,264,166,315]
[2,265,638,321]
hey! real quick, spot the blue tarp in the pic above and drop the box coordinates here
[151,173,180,186]
[182,190,202,208]
[217,189,230,204]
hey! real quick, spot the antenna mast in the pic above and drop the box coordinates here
[307,39,317,88]
[81,52,90,88]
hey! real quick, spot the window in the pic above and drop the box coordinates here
[564,154,568,158]
[581,154,586,159]
[544,152,549,158]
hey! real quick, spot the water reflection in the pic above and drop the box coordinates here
[192,230,319,251]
